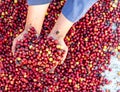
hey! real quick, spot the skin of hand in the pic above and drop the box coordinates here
[48,35,68,73]
[58,39,68,65]
[12,31,28,55]
[48,34,68,64]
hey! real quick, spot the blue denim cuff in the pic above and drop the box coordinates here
[62,0,98,23]
[27,0,51,5]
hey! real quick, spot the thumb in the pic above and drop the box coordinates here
[12,39,17,55]
[60,47,68,65]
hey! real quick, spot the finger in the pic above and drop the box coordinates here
[60,48,68,64]
[49,61,59,73]
[12,39,17,55]
[49,65,57,73]
[60,54,66,64]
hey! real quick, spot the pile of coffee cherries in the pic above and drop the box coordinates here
[14,27,65,73]
[0,0,120,91]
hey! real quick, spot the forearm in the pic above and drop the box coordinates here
[49,13,74,40]
[25,0,52,34]
[49,0,97,40]
[25,4,49,34]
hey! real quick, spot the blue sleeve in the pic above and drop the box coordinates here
[27,0,51,5]
[62,0,98,23]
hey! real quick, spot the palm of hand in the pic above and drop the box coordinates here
[48,37,68,73]
[12,31,28,54]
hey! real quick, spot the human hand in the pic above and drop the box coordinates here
[12,30,28,55]
[57,39,68,65]
[48,34,68,73]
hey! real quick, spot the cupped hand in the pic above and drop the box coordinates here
[12,31,28,55]
[48,34,68,73]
